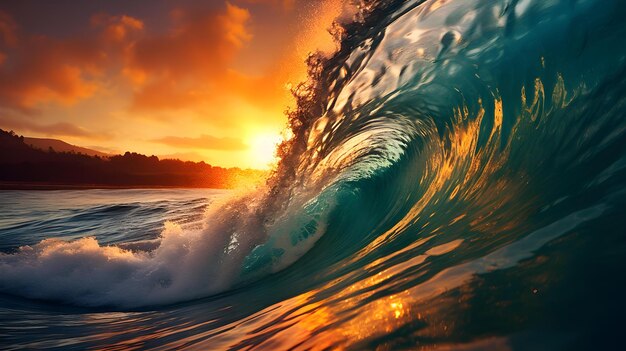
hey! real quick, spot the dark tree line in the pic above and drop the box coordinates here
[0,129,264,188]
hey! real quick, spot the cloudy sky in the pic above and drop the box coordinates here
[0,0,350,168]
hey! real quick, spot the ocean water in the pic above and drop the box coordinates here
[2,0,626,349]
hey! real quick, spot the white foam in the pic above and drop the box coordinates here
[0,180,342,308]
[0,194,272,308]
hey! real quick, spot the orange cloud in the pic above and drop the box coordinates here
[128,3,252,111]
[0,2,333,116]
[0,41,99,112]
[0,12,144,113]
[152,134,247,150]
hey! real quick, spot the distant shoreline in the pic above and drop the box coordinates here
[1,129,268,191]
[0,181,223,191]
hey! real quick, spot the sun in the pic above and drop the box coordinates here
[247,133,283,169]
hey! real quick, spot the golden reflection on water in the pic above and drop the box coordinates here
[199,239,464,350]
[352,94,525,263]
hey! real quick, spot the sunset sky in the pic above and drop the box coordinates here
[0,0,351,169]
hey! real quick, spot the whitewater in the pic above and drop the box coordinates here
[2,0,626,349]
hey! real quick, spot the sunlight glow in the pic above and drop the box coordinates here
[247,133,283,169]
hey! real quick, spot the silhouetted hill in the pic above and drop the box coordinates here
[0,129,265,189]
[23,137,111,157]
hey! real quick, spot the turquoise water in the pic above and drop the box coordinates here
[2,0,626,349]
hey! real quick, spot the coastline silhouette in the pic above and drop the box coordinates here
[0,129,264,189]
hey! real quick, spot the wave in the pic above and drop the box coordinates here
[2,0,626,309]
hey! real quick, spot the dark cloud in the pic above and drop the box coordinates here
[0,117,109,139]
[0,11,17,46]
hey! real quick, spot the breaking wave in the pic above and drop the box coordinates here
[2,0,626,328]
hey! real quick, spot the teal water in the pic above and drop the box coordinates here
[2,0,626,349]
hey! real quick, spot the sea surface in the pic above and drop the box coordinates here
[2,0,626,349]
